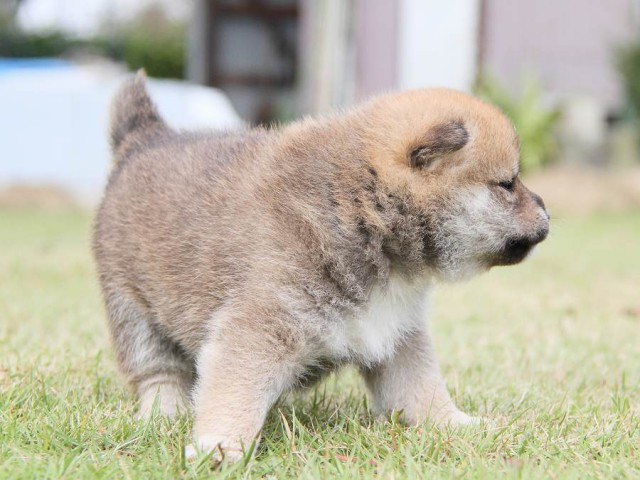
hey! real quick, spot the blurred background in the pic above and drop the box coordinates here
[0,4,640,478]
[1,0,640,211]
[2,5,639,476]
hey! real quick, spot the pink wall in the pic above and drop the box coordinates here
[353,0,400,101]
[481,0,638,109]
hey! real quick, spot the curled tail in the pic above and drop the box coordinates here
[109,70,168,166]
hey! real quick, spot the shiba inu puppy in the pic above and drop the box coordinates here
[93,73,549,461]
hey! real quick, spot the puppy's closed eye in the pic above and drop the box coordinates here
[409,121,469,169]
[497,178,516,192]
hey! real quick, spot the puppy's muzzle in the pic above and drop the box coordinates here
[495,223,549,266]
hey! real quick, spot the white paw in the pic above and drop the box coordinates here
[184,436,245,463]
[184,444,203,461]
[136,383,188,420]
[446,410,483,427]
[427,408,483,428]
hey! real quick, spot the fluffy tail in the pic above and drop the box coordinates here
[109,70,167,166]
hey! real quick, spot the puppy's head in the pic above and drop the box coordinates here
[360,89,550,281]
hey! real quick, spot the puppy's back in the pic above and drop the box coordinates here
[94,75,277,352]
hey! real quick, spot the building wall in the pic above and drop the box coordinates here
[191,0,482,118]
[187,0,298,123]
[398,0,480,92]
[481,0,639,110]
[190,0,640,119]
[300,0,480,113]
[299,0,354,114]
[353,0,400,101]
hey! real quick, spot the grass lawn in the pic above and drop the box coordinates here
[0,207,638,479]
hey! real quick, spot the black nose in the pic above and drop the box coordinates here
[495,225,549,267]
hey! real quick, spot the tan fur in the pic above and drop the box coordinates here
[93,73,549,461]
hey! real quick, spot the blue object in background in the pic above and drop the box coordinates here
[0,58,72,75]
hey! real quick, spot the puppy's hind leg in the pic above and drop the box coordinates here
[105,290,194,419]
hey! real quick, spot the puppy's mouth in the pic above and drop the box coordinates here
[492,228,549,267]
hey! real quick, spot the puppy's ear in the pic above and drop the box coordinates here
[409,121,469,168]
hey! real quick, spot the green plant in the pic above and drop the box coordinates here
[96,4,186,80]
[0,29,79,58]
[0,4,186,80]
[475,77,562,172]
[616,42,640,121]
[92,28,185,80]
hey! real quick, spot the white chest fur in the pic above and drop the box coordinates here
[324,275,431,365]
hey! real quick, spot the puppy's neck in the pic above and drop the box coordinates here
[276,119,434,299]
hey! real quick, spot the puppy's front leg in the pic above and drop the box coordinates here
[362,328,476,427]
[187,312,303,462]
